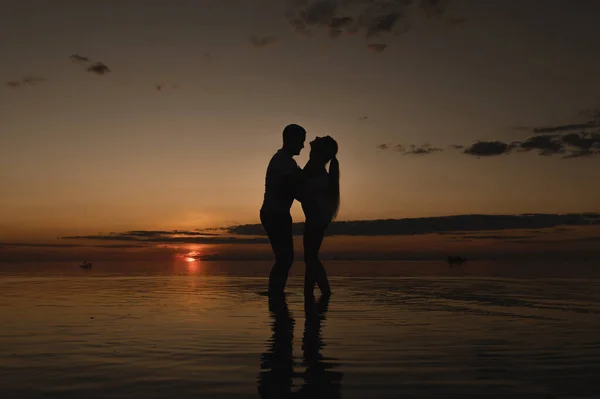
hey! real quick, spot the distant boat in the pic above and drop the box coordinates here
[447,256,466,266]
[79,261,92,269]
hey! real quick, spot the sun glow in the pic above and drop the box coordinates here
[185,257,196,262]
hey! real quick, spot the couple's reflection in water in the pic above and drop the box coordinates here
[258,294,343,398]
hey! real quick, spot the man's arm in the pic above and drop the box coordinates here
[279,164,306,202]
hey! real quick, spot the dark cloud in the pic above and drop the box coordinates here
[6,80,21,88]
[364,12,401,37]
[286,0,455,44]
[461,235,537,240]
[518,134,564,156]
[155,83,181,92]
[249,35,278,47]
[226,213,600,237]
[70,54,90,63]
[464,141,515,156]
[562,132,600,152]
[367,43,387,53]
[6,76,46,88]
[377,142,443,155]
[388,132,599,159]
[62,230,268,245]
[329,16,354,37]
[533,122,599,134]
[419,0,445,19]
[87,62,110,75]
[0,242,147,249]
[403,143,443,155]
[21,76,46,85]
[0,242,83,248]
[510,236,600,245]
[445,16,465,28]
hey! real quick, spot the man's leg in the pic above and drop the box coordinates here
[261,211,294,295]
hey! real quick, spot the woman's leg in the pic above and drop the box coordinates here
[303,222,331,296]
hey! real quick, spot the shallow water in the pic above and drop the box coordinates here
[1,261,599,398]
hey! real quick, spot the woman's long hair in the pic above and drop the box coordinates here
[328,157,340,222]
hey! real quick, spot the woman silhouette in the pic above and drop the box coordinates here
[298,136,340,297]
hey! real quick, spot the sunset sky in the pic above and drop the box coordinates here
[1,0,600,261]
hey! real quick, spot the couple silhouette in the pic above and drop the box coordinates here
[260,124,340,298]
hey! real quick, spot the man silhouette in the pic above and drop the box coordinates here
[261,124,306,296]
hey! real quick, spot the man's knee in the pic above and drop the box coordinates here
[276,250,294,267]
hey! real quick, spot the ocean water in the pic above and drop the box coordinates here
[1,260,599,398]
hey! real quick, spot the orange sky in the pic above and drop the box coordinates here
[1,1,600,260]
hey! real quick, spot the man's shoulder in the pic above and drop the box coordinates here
[269,149,298,170]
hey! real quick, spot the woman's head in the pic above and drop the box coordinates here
[309,136,338,164]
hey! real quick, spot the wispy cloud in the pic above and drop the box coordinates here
[285,0,460,49]
[62,229,269,245]
[5,76,47,88]
[464,141,516,156]
[367,43,387,53]
[385,109,600,159]
[70,54,91,63]
[69,54,111,75]
[155,83,181,92]
[377,142,443,155]
[249,35,278,48]
[87,62,110,75]
[225,213,600,237]
[0,242,147,249]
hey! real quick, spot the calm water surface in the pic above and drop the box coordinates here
[1,261,599,398]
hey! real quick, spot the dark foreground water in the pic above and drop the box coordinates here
[1,261,599,398]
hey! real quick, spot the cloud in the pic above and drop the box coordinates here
[329,16,354,37]
[461,235,537,240]
[419,0,445,19]
[21,76,46,85]
[6,76,47,88]
[367,43,387,53]
[70,54,111,76]
[518,134,564,156]
[445,16,465,28]
[155,83,181,91]
[226,213,600,237]
[285,0,456,44]
[510,236,600,245]
[61,230,269,245]
[463,141,515,156]
[533,122,599,134]
[0,242,147,249]
[377,142,443,155]
[70,54,91,63]
[87,62,110,75]
[364,12,401,37]
[403,143,443,155]
[250,35,278,47]
[388,108,599,159]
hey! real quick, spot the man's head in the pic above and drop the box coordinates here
[282,124,306,156]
